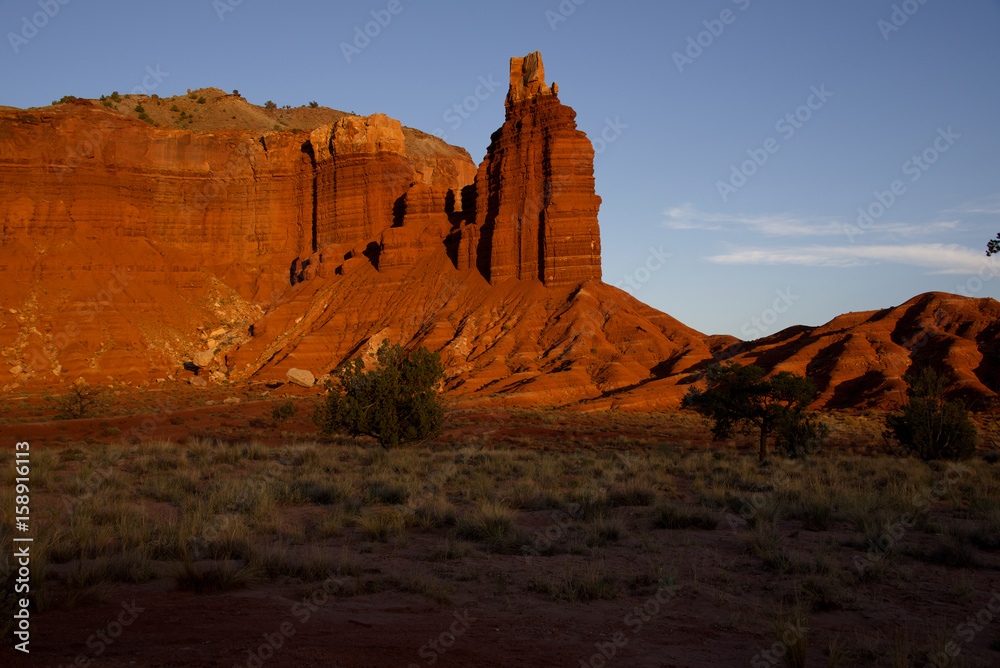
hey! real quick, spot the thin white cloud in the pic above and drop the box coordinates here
[707,243,1000,275]
[663,203,960,238]
[942,195,1000,216]
[663,204,840,235]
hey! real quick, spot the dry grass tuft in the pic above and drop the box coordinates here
[653,503,720,530]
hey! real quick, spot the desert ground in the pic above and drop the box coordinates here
[2,385,1000,668]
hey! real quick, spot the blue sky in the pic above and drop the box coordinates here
[3,0,999,337]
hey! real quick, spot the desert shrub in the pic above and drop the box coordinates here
[970,511,1000,551]
[264,100,277,110]
[921,532,979,568]
[585,515,625,546]
[768,603,809,668]
[197,96,206,104]
[413,496,457,530]
[290,475,345,505]
[47,384,111,419]
[885,367,977,460]
[775,410,829,458]
[797,500,832,531]
[313,339,444,448]
[364,474,410,505]
[110,91,122,102]
[530,565,616,602]
[357,509,404,542]
[173,557,256,593]
[456,500,518,547]
[271,400,296,428]
[308,101,319,108]
[608,480,656,507]
[653,503,720,530]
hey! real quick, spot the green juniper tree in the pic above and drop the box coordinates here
[314,339,444,448]
[683,362,820,461]
[885,366,977,460]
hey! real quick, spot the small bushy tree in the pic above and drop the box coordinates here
[775,408,829,458]
[683,362,819,461]
[271,400,296,428]
[314,339,444,448]
[47,383,111,419]
[885,367,977,460]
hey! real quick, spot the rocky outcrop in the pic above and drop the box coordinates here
[286,368,315,388]
[458,51,602,287]
[506,51,555,106]
[379,183,454,270]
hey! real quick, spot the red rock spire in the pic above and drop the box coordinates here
[463,51,602,286]
[505,51,555,109]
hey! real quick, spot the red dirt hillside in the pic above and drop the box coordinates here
[1,53,997,411]
[721,292,1000,410]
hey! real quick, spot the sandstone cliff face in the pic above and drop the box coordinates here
[0,104,475,385]
[0,106,317,382]
[458,51,602,287]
